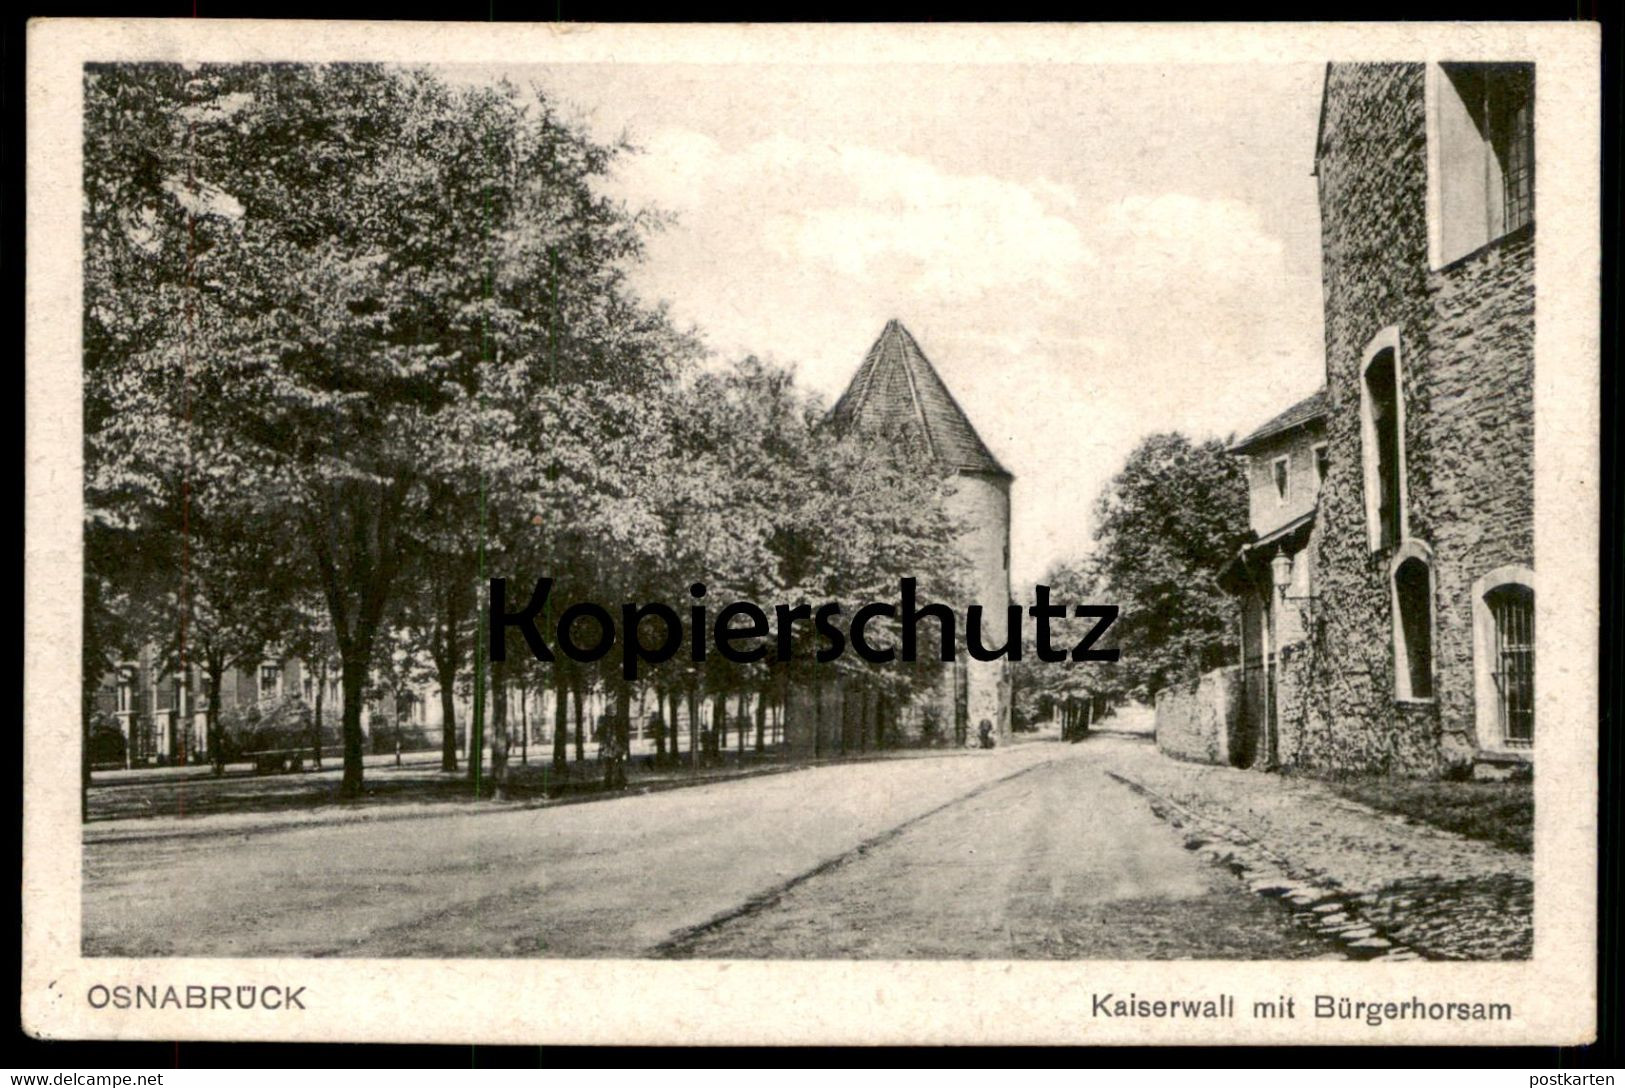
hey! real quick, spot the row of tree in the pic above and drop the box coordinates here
[83,62,970,802]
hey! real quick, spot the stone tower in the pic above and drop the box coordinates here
[828,319,1014,743]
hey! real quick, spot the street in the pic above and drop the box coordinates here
[83,735,1333,959]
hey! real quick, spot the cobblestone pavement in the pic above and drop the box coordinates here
[1101,737,1532,960]
[665,741,1334,960]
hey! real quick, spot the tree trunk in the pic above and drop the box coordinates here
[613,679,632,788]
[312,657,326,770]
[755,681,768,754]
[687,685,700,769]
[668,689,682,762]
[206,652,226,777]
[436,651,459,774]
[839,683,849,756]
[712,691,726,763]
[519,677,528,766]
[653,687,668,761]
[490,660,509,801]
[859,686,870,753]
[467,643,486,787]
[552,670,569,772]
[812,671,823,758]
[306,478,412,800]
[339,648,368,799]
[572,684,585,763]
[616,680,632,753]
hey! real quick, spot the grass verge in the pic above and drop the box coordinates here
[1318,774,1532,854]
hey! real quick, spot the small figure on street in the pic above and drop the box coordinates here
[978,718,996,749]
[600,727,628,790]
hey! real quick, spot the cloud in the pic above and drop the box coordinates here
[604,126,1322,586]
[615,129,1096,306]
[1100,192,1286,286]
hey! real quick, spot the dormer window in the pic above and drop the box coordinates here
[1427,62,1535,267]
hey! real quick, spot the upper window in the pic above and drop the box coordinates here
[1313,443,1329,489]
[1428,62,1535,267]
[1359,328,1407,552]
[258,663,282,702]
[1271,456,1290,505]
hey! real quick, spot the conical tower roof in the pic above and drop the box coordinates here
[828,320,1011,478]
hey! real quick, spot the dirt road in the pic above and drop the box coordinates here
[83,736,1329,959]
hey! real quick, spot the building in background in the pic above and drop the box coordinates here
[789,319,1014,753]
[1216,389,1328,770]
[88,655,433,770]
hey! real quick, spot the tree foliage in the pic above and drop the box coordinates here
[1087,432,1247,698]
[83,61,977,802]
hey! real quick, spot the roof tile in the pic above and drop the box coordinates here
[828,320,1011,478]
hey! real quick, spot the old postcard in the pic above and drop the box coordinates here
[23,19,1600,1045]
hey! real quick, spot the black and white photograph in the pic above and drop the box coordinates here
[23,20,1599,1047]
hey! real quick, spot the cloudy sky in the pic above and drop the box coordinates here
[458,62,1328,588]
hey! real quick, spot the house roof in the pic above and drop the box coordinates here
[1217,510,1316,594]
[1229,388,1329,454]
[827,319,1011,478]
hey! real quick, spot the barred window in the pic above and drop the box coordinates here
[1488,584,1534,748]
[1490,68,1534,234]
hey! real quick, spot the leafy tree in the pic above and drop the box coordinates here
[1089,432,1247,699]
[84,63,691,797]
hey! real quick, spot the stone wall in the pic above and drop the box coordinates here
[1291,63,1535,777]
[1421,232,1535,762]
[1154,666,1242,766]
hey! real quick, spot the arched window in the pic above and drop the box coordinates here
[1473,566,1536,753]
[1390,542,1435,701]
[1360,327,1408,551]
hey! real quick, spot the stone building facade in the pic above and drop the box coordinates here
[1280,61,1535,777]
[787,319,1013,753]
[1211,390,1328,769]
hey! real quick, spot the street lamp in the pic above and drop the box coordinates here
[1271,550,1294,596]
